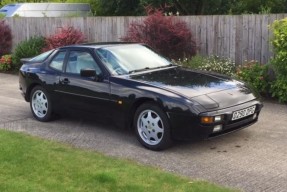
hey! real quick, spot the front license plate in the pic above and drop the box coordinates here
[232,105,256,121]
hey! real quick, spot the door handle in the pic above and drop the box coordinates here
[60,78,70,84]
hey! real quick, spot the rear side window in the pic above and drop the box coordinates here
[49,51,66,71]
[29,50,54,62]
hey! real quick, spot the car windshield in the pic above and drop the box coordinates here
[95,44,171,75]
[29,50,54,62]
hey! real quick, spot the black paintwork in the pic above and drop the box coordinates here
[19,43,263,140]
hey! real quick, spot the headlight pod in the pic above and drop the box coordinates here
[200,115,223,124]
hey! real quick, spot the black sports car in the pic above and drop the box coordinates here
[19,43,263,150]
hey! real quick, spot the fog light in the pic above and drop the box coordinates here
[214,115,222,122]
[213,125,222,132]
[253,113,257,120]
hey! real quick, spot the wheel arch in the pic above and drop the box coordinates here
[127,97,167,129]
[25,83,41,102]
[132,98,173,150]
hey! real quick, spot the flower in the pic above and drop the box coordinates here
[0,54,12,71]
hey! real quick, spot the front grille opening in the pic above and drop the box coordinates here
[209,116,257,138]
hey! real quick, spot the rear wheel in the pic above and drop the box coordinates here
[134,102,172,151]
[30,86,52,122]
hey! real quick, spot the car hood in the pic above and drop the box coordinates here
[129,67,256,109]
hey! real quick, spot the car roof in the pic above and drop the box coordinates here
[59,42,142,50]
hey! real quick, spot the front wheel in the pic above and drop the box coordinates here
[134,102,173,151]
[30,86,52,122]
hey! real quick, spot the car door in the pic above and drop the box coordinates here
[45,50,68,111]
[57,48,112,118]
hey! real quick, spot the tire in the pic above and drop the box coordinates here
[134,102,173,151]
[30,86,52,122]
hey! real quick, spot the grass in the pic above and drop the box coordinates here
[0,130,234,192]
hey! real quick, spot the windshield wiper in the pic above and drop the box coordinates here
[128,64,175,74]
[151,63,175,70]
[128,67,150,74]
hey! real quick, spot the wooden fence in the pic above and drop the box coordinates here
[4,14,287,64]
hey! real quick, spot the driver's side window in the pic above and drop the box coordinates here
[66,51,102,75]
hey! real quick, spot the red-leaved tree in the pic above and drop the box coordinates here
[121,8,196,59]
[0,20,12,57]
[43,27,85,51]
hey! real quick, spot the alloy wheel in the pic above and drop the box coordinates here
[137,109,164,145]
[31,90,48,118]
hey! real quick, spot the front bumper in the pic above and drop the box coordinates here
[168,100,263,140]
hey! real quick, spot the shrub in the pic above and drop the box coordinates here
[177,55,205,69]
[271,75,287,103]
[121,8,196,60]
[236,60,270,95]
[43,26,85,51]
[12,36,45,70]
[0,13,5,19]
[270,18,287,75]
[270,18,287,102]
[178,55,236,76]
[0,20,12,57]
[0,54,12,72]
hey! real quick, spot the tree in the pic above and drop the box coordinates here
[1,0,287,15]
[146,0,287,15]
[0,0,13,8]
[139,0,233,15]
[95,0,142,16]
[228,0,287,14]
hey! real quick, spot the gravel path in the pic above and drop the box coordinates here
[1,73,287,192]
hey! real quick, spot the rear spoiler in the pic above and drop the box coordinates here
[20,58,31,64]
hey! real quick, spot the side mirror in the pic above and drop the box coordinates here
[80,69,98,81]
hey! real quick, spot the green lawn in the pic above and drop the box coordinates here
[0,130,234,192]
